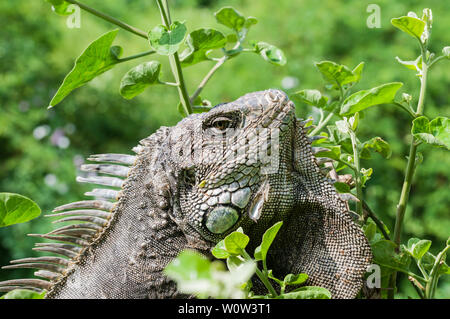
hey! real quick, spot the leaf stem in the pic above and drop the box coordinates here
[309,112,334,136]
[241,250,278,298]
[155,0,192,115]
[118,50,156,62]
[190,56,228,103]
[349,131,363,217]
[388,44,429,299]
[63,0,148,39]
[362,201,390,240]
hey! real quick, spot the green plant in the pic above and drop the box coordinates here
[44,0,285,116]
[165,222,331,299]
[0,193,41,228]
[292,8,449,299]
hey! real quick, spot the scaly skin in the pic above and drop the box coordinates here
[0,89,371,298]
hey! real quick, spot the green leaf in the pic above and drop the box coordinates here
[0,289,46,299]
[283,273,308,286]
[253,42,286,66]
[291,89,328,108]
[0,193,41,228]
[180,28,227,67]
[364,220,377,242]
[361,137,392,159]
[372,239,411,274]
[164,250,211,282]
[412,116,450,149]
[360,167,373,187]
[405,238,432,260]
[148,21,187,55]
[212,240,230,259]
[224,231,250,255]
[48,30,122,108]
[226,255,244,271]
[340,82,403,116]
[45,0,74,16]
[267,269,283,285]
[215,7,246,31]
[334,182,351,193]
[119,61,161,99]
[253,221,283,261]
[391,16,425,40]
[279,286,331,299]
[315,61,362,88]
[315,145,341,161]
[396,55,422,71]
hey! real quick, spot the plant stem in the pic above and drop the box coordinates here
[362,201,390,240]
[388,44,429,299]
[118,50,156,62]
[309,112,334,136]
[64,0,148,39]
[241,250,278,298]
[155,0,192,115]
[425,244,449,298]
[190,56,228,103]
[349,131,363,216]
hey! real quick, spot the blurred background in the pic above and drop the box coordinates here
[0,0,448,298]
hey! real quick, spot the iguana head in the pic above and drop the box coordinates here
[161,90,300,242]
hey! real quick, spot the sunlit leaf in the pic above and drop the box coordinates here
[0,289,46,299]
[253,42,286,66]
[0,193,41,228]
[391,16,425,40]
[119,61,161,99]
[340,82,403,116]
[148,21,187,55]
[253,221,283,261]
[315,61,363,89]
[215,7,246,31]
[212,239,230,259]
[360,137,392,159]
[224,231,250,255]
[278,286,331,299]
[291,89,328,108]
[45,0,73,16]
[49,30,122,108]
[412,116,450,149]
[180,28,227,66]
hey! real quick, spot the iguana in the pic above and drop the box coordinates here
[0,89,372,299]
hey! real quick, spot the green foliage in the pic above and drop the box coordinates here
[0,193,41,228]
[0,289,46,299]
[148,22,187,55]
[119,61,162,99]
[180,28,227,66]
[391,16,426,41]
[49,30,122,108]
[412,116,449,149]
[253,221,283,261]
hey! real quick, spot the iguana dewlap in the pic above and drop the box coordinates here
[0,90,372,299]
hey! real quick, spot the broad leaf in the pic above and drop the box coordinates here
[253,42,286,66]
[212,240,230,259]
[334,182,351,193]
[395,55,422,71]
[254,221,283,261]
[279,286,331,299]
[45,0,73,16]
[372,239,411,274]
[291,89,328,108]
[0,289,46,299]
[0,193,41,228]
[412,116,450,150]
[148,21,187,55]
[404,238,432,260]
[360,137,392,159]
[215,7,246,31]
[180,28,227,67]
[315,145,341,161]
[49,30,122,108]
[224,231,250,255]
[119,61,161,99]
[391,16,425,40]
[315,61,362,88]
[164,250,211,282]
[283,273,308,286]
[340,82,403,116]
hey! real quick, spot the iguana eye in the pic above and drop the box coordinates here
[212,117,232,132]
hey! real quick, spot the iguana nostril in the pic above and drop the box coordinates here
[205,206,239,234]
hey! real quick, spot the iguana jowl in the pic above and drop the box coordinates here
[0,90,372,298]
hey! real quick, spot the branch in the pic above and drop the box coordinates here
[64,0,148,39]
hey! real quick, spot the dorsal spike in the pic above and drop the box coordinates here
[47,223,102,234]
[2,263,65,274]
[10,257,70,267]
[76,175,124,188]
[87,153,136,165]
[80,164,129,177]
[0,286,43,293]
[29,234,89,246]
[84,188,120,200]
[34,270,60,281]
[51,215,108,226]
[32,246,79,259]
[53,200,114,212]
[0,279,51,290]
[46,209,112,219]
[48,228,97,239]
